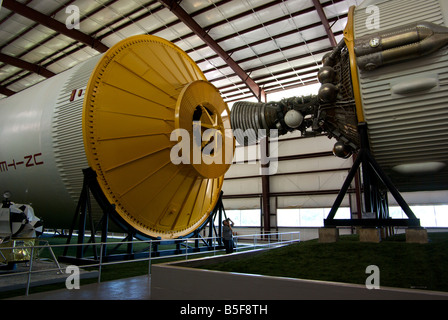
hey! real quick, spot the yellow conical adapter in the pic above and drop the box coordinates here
[82,35,234,239]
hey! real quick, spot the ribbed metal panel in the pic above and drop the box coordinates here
[355,0,445,37]
[354,0,448,191]
[52,56,101,203]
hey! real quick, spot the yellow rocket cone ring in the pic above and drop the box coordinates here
[82,35,228,239]
[175,80,234,179]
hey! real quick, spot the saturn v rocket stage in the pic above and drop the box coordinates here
[0,35,234,240]
[231,0,448,227]
[1,0,448,239]
[232,1,448,193]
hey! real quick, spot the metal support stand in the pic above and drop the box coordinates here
[61,168,145,263]
[60,168,228,264]
[207,191,225,248]
[61,168,117,263]
[324,123,420,228]
[62,168,96,260]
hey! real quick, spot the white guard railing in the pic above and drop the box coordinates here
[0,231,300,296]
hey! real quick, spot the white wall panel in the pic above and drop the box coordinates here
[270,171,350,193]
[277,194,350,208]
[222,135,355,210]
[389,190,448,206]
[224,161,261,178]
[233,144,260,162]
[223,198,260,210]
[276,156,351,173]
[222,177,261,196]
[277,135,335,157]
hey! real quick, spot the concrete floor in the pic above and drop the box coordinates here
[8,275,151,300]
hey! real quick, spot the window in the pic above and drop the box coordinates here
[225,209,260,227]
[413,206,436,227]
[390,205,448,227]
[300,209,325,227]
[225,205,448,227]
[435,205,448,227]
[389,206,406,219]
[277,207,350,227]
[277,209,300,227]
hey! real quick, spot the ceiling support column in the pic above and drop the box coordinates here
[261,140,271,236]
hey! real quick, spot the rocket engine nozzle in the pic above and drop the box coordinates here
[230,96,319,146]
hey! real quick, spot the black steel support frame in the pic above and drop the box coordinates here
[324,123,420,228]
[60,168,226,264]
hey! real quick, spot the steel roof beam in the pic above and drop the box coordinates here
[312,0,337,47]
[0,0,114,89]
[183,0,344,54]
[193,15,345,70]
[0,53,56,78]
[0,86,16,97]
[159,0,266,101]
[202,29,343,76]
[0,0,77,51]
[2,0,109,53]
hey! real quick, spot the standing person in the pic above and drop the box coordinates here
[222,218,234,254]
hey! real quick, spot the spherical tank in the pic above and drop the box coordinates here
[0,35,234,239]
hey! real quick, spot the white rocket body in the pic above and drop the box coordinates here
[0,56,101,229]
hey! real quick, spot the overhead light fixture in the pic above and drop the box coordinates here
[392,162,446,174]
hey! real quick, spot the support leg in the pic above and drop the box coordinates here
[326,149,364,221]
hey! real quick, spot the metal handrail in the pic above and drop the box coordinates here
[0,231,300,296]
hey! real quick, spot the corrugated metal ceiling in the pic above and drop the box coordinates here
[0,0,361,102]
